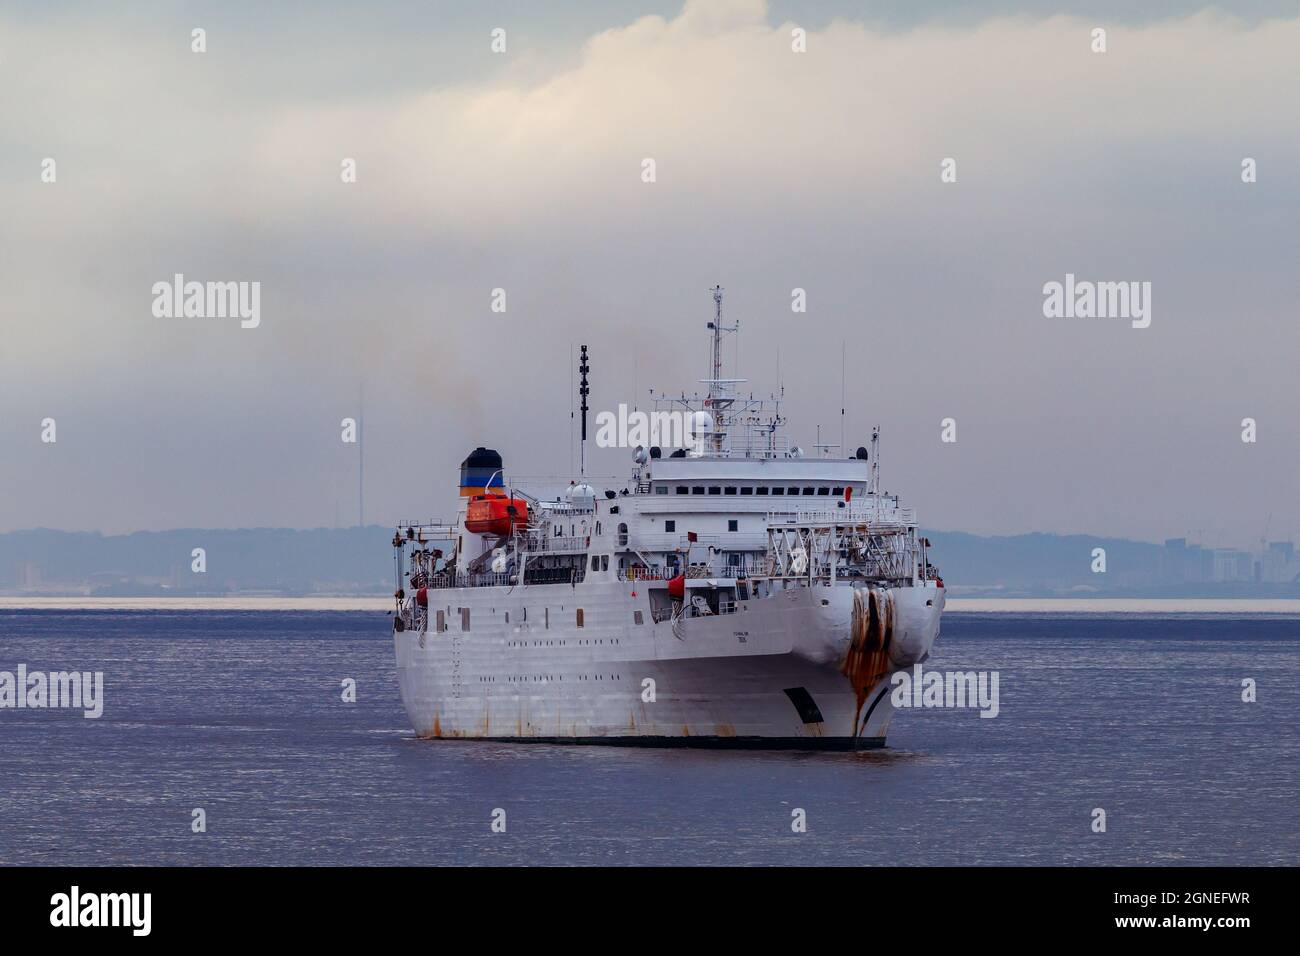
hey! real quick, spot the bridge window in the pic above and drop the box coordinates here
[708,486,721,495]
[802,487,815,496]
[655,485,668,495]
[832,487,844,496]
[740,487,753,495]
[724,486,737,495]
[771,487,784,496]
[692,486,704,495]
[788,486,801,496]
[676,486,689,495]
[756,486,769,495]
[818,487,831,496]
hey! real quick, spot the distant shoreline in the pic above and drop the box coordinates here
[4,596,1300,616]
[946,598,1300,615]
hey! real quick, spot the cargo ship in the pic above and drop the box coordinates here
[391,288,944,747]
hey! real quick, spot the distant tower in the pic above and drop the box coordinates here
[358,384,365,528]
[709,285,725,393]
[704,285,738,455]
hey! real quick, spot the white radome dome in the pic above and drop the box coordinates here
[567,482,596,506]
[688,410,714,439]
[687,410,713,457]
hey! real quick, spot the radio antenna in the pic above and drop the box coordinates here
[840,339,846,459]
[579,345,590,477]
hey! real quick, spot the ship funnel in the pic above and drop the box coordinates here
[460,447,504,498]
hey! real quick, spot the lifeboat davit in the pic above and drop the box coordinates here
[464,493,529,536]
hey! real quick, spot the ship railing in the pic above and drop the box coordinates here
[618,561,767,582]
[522,566,584,586]
[758,563,916,584]
[765,507,916,528]
[425,571,515,590]
[516,531,589,554]
[620,565,676,582]
[672,597,742,620]
[536,505,598,517]
[394,521,457,541]
[632,531,769,552]
[507,475,623,496]
[721,433,792,460]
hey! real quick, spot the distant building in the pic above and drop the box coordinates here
[1161,538,1211,584]
[19,561,42,588]
[1262,541,1300,584]
[1160,538,1297,585]
[1211,549,1253,583]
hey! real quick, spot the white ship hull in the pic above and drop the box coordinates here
[395,580,944,748]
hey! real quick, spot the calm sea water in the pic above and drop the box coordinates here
[1,609,1296,866]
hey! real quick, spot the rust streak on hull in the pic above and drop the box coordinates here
[842,588,894,736]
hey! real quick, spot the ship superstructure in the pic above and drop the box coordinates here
[391,289,944,748]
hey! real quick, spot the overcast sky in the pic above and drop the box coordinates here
[2,0,1297,548]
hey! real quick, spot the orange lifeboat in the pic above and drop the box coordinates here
[667,573,686,599]
[464,494,529,535]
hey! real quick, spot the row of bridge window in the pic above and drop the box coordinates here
[666,485,846,497]
[439,606,648,632]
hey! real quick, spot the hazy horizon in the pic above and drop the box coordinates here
[4,0,1298,549]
